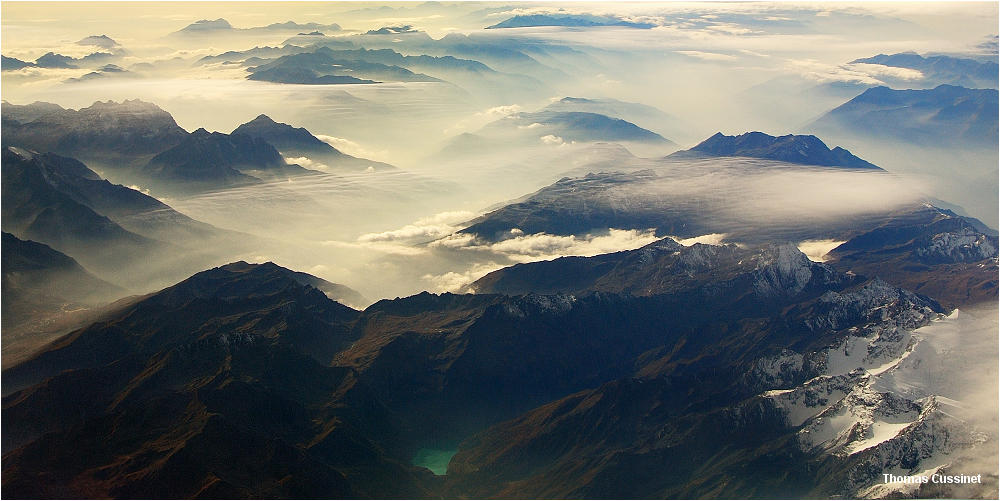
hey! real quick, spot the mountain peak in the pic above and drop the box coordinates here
[76,34,119,48]
[232,114,338,154]
[678,131,881,169]
[247,113,278,125]
[81,99,171,116]
[177,18,233,33]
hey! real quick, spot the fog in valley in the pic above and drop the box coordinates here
[2,3,998,498]
[4,2,995,306]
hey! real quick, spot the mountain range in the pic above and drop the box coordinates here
[1,232,124,364]
[141,128,313,192]
[486,14,655,29]
[171,18,343,37]
[5,224,993,497]
[437,108,675,162]
[246,48,439,85]
[851,52,999,89]
[1,13,997,499]
[231,114,395,172]
[457,132,899,243]
[2,99,390,193]
[1,99,189,168]
[809,84,999,147]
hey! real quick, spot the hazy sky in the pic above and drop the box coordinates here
[2,1,996,300]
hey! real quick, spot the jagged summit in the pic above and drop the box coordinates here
[76,35,119,48]
[674,131,881,169]
[232,114,339,154]
[178,18,233,32]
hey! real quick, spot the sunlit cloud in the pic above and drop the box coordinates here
[675,50,738,62]
[540,134,564,145]
[430,228,661,263]
[443,104,523,135]
[356,210,475,243]
[313,134,390,162]
[284,156,330,172]
[423,262,505,293]
[796,239,845,262]
[846,62,924,81]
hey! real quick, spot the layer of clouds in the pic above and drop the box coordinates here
[444,104,524,136]
[423,261,504,293]
[675,50,738,62]
[674,233,728,246]
[430,228,660,263]
[284,156,330,172]
[357,210,475,244]
[314,135,390,162]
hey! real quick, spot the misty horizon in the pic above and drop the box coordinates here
[1,2,997,499]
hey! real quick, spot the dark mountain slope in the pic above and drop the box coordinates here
[5,147,218,242]
[2,232,123,326]
[2,262,436,498]
[825,205,998,308]
[444,278,950,498]
[809,84,999,146]
[1,232,125,367]
[471,205,997,309]
[140,128,316,192]
[232,114,395,171]
[1,147,161,271]
[1,99,189,168]
[337,243,859,445]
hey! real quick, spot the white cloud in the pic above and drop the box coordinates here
[797,239,845,262]
[431,228,661,263]
[847,62,924,81]
[414,211,476,226]
[784,58,885,85]
[482,104,523,118]
[675,50,739,62]
[674,233,728,246]
[540,134,564,145]
[705,24,758,35]
[422,261,505,293]
[313,134,389,162]
[444,104,523,135]
[356,210,475,244]
[284,156,330,172]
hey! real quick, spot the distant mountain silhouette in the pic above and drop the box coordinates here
[232,114,395,171]
[2,147,161,270]
[246,48,439,84]
[2,232,123,329]
[672,131,881,169]
[141,128,316,191]
[1,99,189,167]
[851,52,998,88]
[487,14,654,29]
[1,55,35,71]
[809,84,999,146]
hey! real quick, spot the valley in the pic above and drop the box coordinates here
[1,2,997,499]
